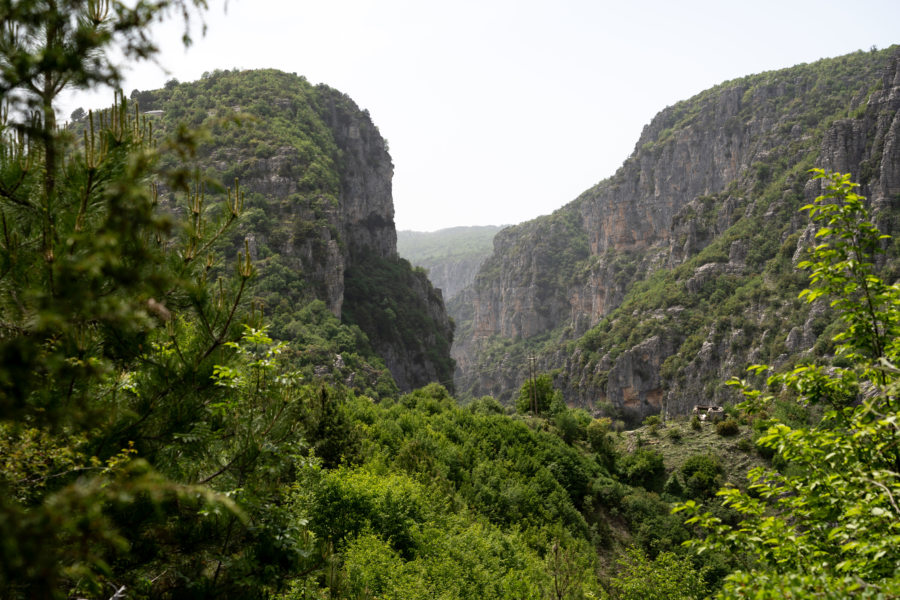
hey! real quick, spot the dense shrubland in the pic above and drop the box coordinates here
[1,3,897,599]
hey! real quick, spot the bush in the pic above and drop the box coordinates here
[611,547,709,600]
[690,415,702,430]
[643,415,661,427]
[681,454,723,499]
[716,418,740,436]
[643,414,662,436]
[467,396,504,415]
[619,448,666,492]
[666,427,683,442]
[664,473,685,497]
[555,410,584,445]
[515,373,556,415]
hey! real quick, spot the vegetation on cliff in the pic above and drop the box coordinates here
[397,225,503,301]
[453,46,900,420]
[2,3,897,599]
[130,67,454,393]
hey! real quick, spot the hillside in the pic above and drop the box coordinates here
[4,4,899,597]
[397,225,503,301]
[131,70,454,392]
[453,47,900,421]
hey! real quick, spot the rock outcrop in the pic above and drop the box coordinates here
[147,70,454,391]
[454,47,900,419]
[397,226,503,302]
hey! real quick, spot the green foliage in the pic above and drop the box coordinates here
[586,416,611,448]
[680,454,723,499]
[798,169,899,367]
[467,395,506,415]
[0,2,327,596]
[610,546,709,600]
[715,418,740,437]
[618,448,665,492]
[515,373,556,416]
[643,414,662,436]
[555,409,585,445]
[676,171,900,598]
[342,253,455,390]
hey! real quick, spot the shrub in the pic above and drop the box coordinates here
[467,396,504,415]
[515,373,556,416]
[716,418,740,436]
[611,547,708,600]
[619,448,666,492]
[555,410,584,445]
[643,415,661,427]
[690,415,702,430]
[587,417,612,452]
[681,454,723,499]
[664,473,685,496]
[643,414,662,436]
[667,427,683,442]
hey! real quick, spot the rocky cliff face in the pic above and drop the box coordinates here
[364,270,454,391]
[454,47,900,418]
[397,226,503,302]
[415,257,484,301]
[315,87,398,262]
[147,70,453,392]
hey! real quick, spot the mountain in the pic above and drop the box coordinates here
[132,70,454,392]
[397,225,504,301]
[453,47,900,422]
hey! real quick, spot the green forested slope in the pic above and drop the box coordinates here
[130,68,454,393]
[1,4,897,599]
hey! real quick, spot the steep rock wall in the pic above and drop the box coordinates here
[149,70,453,392]
[454,48,900,418]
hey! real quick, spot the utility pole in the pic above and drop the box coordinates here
[529,354,538,416]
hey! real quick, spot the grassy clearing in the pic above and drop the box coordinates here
[618,418,767,486]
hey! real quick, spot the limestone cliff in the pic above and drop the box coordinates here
[454,47,900,419]
[141,69,453,391]
[397,226,503,302]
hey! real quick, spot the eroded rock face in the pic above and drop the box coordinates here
[455,48,900,419]
[419,257,486,302]
[381,274,454,391]
[181,74,452,391]
[316,89,398,262]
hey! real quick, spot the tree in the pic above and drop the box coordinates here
[610,546,708,600]
[0,1,301,597]
[516,372,556,415]
[675,170,900,599]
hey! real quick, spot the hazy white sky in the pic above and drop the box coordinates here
[62,0,900,231]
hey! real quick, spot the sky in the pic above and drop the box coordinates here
[61,0,900,232]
